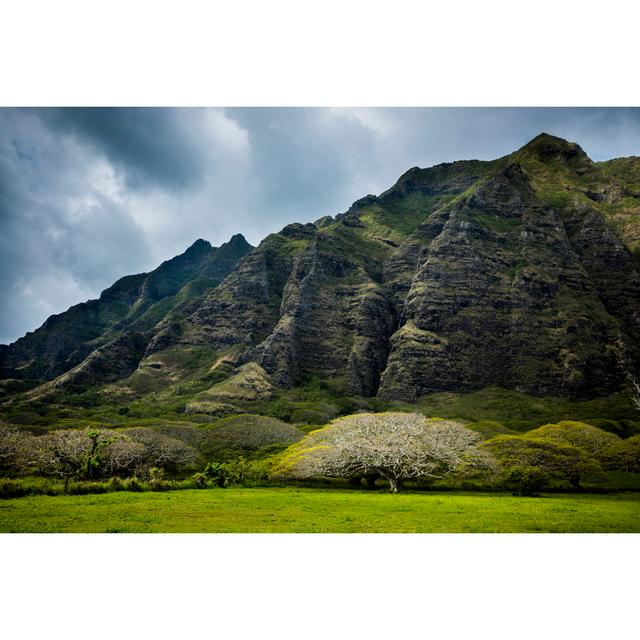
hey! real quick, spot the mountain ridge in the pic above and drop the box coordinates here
[0,233,253,381]
[1,133,639,412]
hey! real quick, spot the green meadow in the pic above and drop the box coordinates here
[1,487,639,533]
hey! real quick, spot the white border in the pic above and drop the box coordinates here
[1,534,638,639]
[1,0,639,637]
[1,0,639,106]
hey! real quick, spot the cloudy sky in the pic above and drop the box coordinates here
[1,107,640,344]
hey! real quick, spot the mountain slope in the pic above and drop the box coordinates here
[1,134,639,412]
[0,234,253,382]
[139,134,639,403]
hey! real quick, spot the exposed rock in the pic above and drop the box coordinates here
[347,194,378,213]
[378,162,638,400]
[42,331,149,393]
[2,134,639,407]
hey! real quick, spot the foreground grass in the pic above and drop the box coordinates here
[1,488,639,533]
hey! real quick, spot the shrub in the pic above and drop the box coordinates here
[148,467,165,485]
[503,465,548,495]
[202,461,227,486]
[0,477,63,498]
[484,435,601,489]
[583,418,626,437]
[261,399,294,422]
[602,435,640,472]
[526,421,620,460]
[0,474,212,498]
[221,457,253,485]
[503,419,537,432]
[191,472,208,487]
[619,420,640,438]
[120,477,144,492]
[108,476,124,491]
[290,408,332,425]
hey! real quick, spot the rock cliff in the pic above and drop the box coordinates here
[2,134,639,406]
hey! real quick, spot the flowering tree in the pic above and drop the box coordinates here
[279,413,486,492]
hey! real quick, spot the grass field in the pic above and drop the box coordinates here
[1,488,639,532]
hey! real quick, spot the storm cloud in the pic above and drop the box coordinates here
[1,107,640,344]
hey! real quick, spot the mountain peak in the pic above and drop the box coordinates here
[517,132,591,166]
[185,238,213,255]
[226,233,251,248]
[217,234,253,256]
[527,131,567,144]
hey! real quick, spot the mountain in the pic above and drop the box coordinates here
[1,134,639,413]
[0,233,253,382]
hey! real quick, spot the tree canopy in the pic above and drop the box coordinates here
[276,412,488,492]
[525,421,620,459]
[484,434,601,489]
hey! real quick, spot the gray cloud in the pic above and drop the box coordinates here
[39,108,214,191]
[0,109,153,343]
[1,107,640,344]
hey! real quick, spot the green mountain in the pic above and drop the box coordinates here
[0,234,253,382]
[1,134,639,418]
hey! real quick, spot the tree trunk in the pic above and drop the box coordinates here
[365,474,378,490]
[388,476,403,493]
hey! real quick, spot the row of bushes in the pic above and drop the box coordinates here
[0,416,303,482]
[0,455,278,498]
[271,415,640,494]
[1,416,639,497]
[0,474,198,499]
[462,421,640,494]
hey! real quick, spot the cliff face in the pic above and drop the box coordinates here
[379,162,638,400]
[2,133,639,405]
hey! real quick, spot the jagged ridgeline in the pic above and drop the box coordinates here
[1,133,640,413]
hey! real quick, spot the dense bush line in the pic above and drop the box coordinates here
[273,416,640,494]
[1,414,639,497]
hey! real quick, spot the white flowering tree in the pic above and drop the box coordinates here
[279,412,486,492]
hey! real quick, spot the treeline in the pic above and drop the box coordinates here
[273,414,640,494]
[0,416,299,491]
[1,414,639,497]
